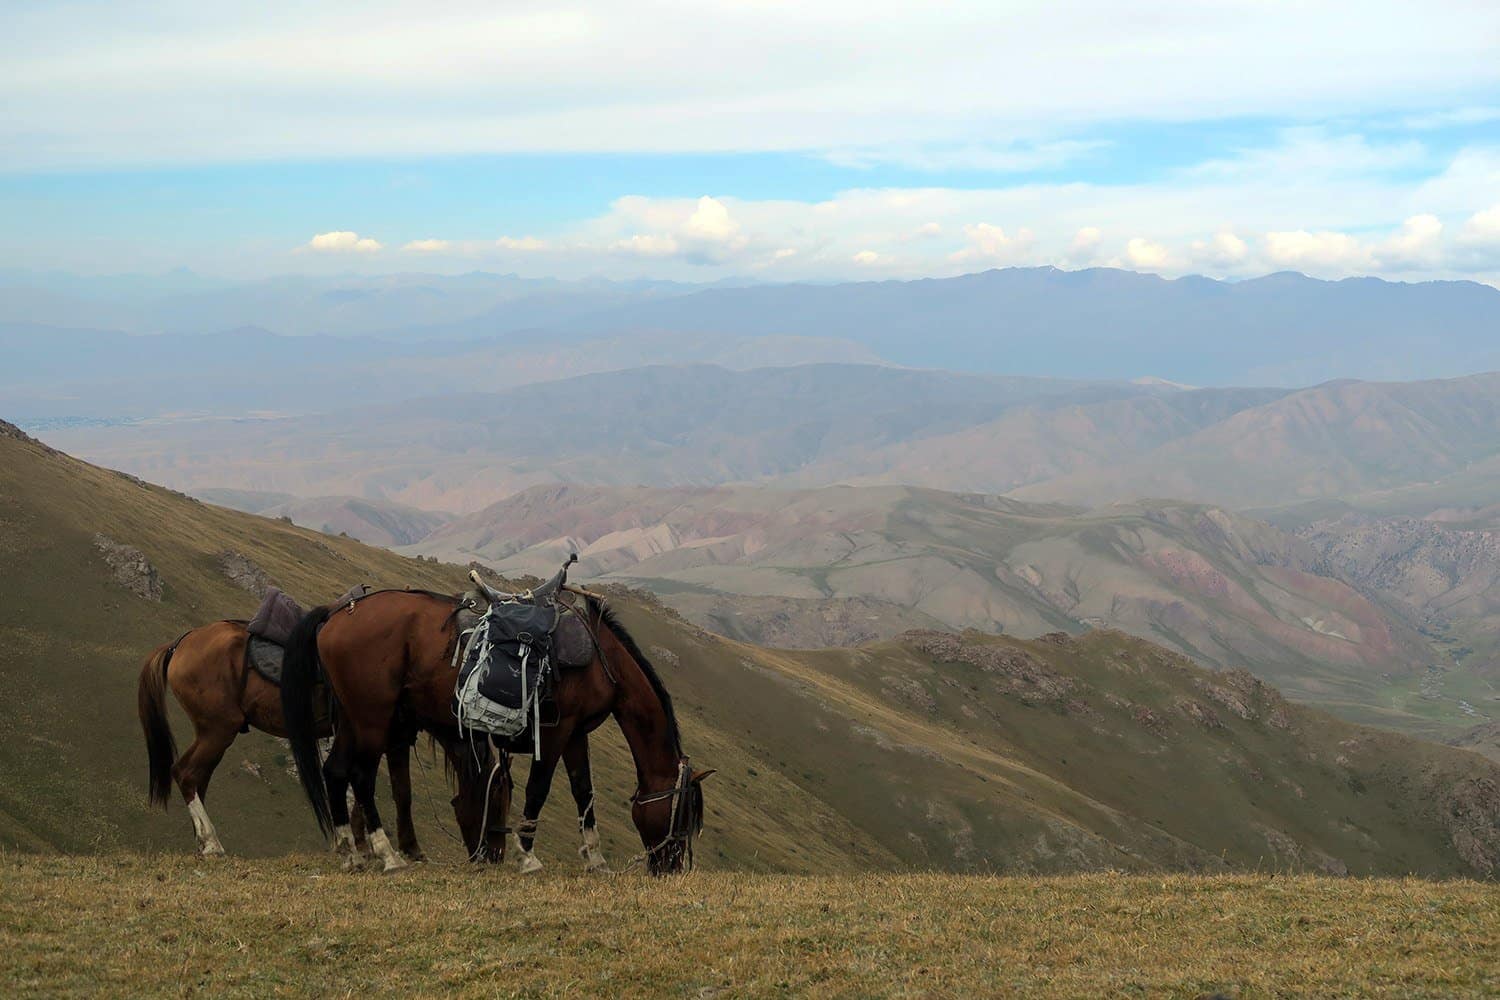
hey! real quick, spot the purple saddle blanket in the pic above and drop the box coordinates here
[246,587,304,646]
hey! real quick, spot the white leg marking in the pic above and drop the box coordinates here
[579,825,606,872]
[368,829,409,874]
[334,824,363,871]
[187,796,225,857]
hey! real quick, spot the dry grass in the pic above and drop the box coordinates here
[2,854,1496,998]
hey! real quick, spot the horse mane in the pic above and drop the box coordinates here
[587,595,682,756]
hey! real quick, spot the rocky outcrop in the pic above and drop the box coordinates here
[900,630,1077,704]
[93,534,162,601]
[217,550,276,597]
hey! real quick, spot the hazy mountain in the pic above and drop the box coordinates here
[1014,372,1500,509]
[400,482,1481,733]
[7,267,1499,392]
[199,490,455,547]
[38,365,1246,510]
[4,420,1497,876]
[43,364,1500,518]
[1,321,881,420]
[546,267,1500,386]
[0,271,702,339]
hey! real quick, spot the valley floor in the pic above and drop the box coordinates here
[2,855,1496,998]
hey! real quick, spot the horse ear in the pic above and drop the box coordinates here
[691,768,717,784]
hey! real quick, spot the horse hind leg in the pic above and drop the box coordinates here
[564,736,606,872]
[351,748,408,874]
[322,735,363,871]
[386,742,426,862]
[173,728,234,857]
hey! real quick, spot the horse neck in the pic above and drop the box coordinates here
[597,625,681,791]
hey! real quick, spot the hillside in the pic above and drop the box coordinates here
[4,422,1499,876]
[405,483,1452,724]
[1015,373,1500,509]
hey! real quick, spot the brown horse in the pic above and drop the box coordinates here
[137,619,430,861]
[281,587,712,875]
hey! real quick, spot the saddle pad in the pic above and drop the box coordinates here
[553,611,595,669]
[246,634,286,686]
[247,587,304,646]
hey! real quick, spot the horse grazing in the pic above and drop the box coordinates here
[280,582,712,875]
[136,619,425,861]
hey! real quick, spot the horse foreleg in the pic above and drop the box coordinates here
[563,735,606,872]
[513,750,561,875]
[386,742,425,862]
[172,728,234,857]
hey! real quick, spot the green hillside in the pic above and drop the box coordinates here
[2,421,1498,876]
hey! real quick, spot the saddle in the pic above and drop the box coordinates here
[453,556,594,752]
[244,584,370,686]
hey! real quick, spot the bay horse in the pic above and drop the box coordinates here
[138,619,462,862]
[280,585,712,875]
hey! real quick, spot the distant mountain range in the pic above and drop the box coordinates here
[5,267,1499,400]
[42,365,1500,518]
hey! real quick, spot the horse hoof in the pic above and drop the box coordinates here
[199,845,226,859]
[381,856,411,875]
[518,854,543,875]
[403,850,428,864]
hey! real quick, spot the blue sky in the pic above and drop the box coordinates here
[3,2,1499,283]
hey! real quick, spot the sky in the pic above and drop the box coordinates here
[3,1,1500,284]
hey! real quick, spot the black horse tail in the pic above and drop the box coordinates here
[282,606,334,838]
[137,641,179,809]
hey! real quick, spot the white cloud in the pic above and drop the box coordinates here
[1373,214,1443,270]
[825,140,1108,173]
[1461,205,1500,244]
[611,233,680,257]
[1262,230,1369,272]
[683,196,740,243]
[1066,227,1103,263]
[284,136,1500,284]
[496,236,549,251]
[1124,237,1171,269]
[6,4,1499,168]
[1190,231,1249,269]
[949,223,1035,265]
[304,231,382,253]
[402,238,450,253]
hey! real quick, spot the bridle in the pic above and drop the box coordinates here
[630,756,698,872]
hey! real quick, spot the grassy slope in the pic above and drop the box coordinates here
[4,856,1498,999]
[2,424,1499,877]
